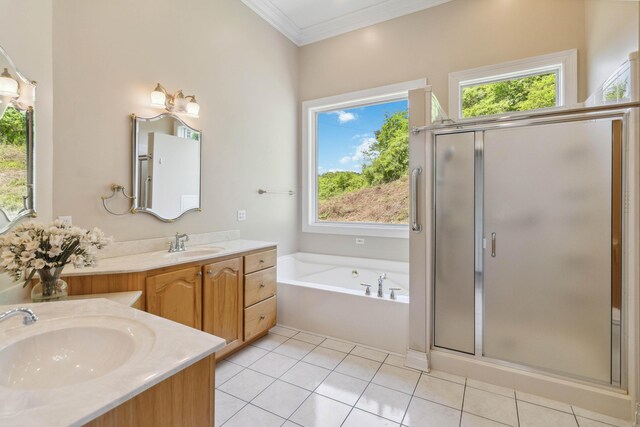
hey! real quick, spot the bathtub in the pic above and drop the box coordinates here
[277,252,409,354]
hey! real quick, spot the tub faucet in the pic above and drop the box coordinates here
[169,233,189,253]
[377,273,387,298]
[0,307,38,325]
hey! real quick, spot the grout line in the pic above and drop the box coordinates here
[514,390,521,427]
[572,405,581,426]
[458,378,467,427]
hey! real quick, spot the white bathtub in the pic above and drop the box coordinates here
[277,252,409,354]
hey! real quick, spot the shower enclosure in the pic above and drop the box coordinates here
[431,112,626,387]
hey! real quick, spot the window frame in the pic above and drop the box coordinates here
[448,49,578,120]
[301,79,426,239]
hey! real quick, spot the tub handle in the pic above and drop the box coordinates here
[389,287,401,300]
[411,167,422,233]
[360,283,372,296]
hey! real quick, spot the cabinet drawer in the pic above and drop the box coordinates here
[245,267,276,308]
[244,249,277,274]
[244,296,276,341]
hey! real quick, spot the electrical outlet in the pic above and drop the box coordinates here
[355,238,365,245]
[237,210,246,221]
[57,216,72,226]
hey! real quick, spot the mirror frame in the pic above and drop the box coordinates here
[131,113,202,222]
[0,44,37,234]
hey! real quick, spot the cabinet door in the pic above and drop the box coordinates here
[146,266,202,329]
[203,258,243,350]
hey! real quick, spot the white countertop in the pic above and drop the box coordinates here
[63,239,277,277]
[0,299,226,426]
[17,291,143,307]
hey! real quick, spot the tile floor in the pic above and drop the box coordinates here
[215,325,632,427]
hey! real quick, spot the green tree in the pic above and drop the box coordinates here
[361,111,409,186]
[0,107,27,146]
[462,73,557,118]
[318,171,367,201]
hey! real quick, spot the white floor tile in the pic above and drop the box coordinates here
[572,407,631,427]
[225,345,268,367]
[273,339,316,360]
[293,332,325,345]
[302,346,347,370]
[252,333,290,351]
[372,364,421,395]
[424,369,466,385]
[251,380,311,419]
[218,369,274,402]
[270,325,298,338]
[280,361,331,391]
[461,412,511,427]
[351,346,388,362]
[355,383,411,423]
[463,387,518,427]
[320,338,356,353]
[290,393,352,427]
[516,391,573,414]
[335,354,382,381]
[343,408,400,427]
[576,416,627,427]
[249,351,298,378]
[215,360,244,388]
[402,396,461,427]
[414,374,465,409]
[316,371,368,405]
[467,378,514,398]
[214,390,246,427]
[222,404,285,427]
[517,401,578,427]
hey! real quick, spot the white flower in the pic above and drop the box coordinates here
[33,259,46,269]
[47,247,62,257]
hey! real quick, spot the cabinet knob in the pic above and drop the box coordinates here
[196,271,203,277]
[259,259,265,264]
[259,282,265,288]
[207,270,212,275]
[259,315,266,320]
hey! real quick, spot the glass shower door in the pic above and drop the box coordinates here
[483,119,616,383]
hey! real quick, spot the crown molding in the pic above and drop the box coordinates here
[240,0,453,46]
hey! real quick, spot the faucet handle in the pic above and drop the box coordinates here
[389,287,401,300]
[360,283,372,296]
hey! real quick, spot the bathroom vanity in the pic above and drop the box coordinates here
[62,239,278,359]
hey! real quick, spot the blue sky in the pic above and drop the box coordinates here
[317,99,408,175]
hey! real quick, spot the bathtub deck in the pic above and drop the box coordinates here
[214,325,630,427]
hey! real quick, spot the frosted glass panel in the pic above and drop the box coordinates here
[434,132,476,354]
[483,120,613,383]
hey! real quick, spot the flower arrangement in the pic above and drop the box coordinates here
[0,220,111,300]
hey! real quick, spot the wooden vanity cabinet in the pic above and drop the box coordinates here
[146,266,203,330]
[203,258,244,358]
[243,249,277,342]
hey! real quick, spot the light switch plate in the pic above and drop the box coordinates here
[237,210,246,221]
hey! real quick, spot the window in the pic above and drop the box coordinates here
[302,79,426,238]
[449,50,578,120]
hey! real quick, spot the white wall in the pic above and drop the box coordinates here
[51,0,299,254]
[0,0,53,296]
[298,0,589,261]
[585,0,639,96]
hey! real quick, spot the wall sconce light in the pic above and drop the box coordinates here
[150,83,200,118]
[0,68,19,98]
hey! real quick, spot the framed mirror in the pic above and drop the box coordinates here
[0,45,36,234]
[132,113,202,222]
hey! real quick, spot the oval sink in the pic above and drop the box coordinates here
[162,246,223,259]
[0,318,154,390]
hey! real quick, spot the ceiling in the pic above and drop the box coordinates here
[240,0,453,46]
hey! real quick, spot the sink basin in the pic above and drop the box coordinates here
[161,246,224,259]
[0,316,154,390]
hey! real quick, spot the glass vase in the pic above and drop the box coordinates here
[31,267,68,302]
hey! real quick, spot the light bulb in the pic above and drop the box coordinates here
[150,83,166,107]
[0,68,19,98]
[186,99,200,116]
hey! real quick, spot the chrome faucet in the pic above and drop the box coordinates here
[377,273,386,298]
[169,233,189,253]
[0,307,38,325]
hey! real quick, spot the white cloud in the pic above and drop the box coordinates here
[339,156,351,164]
[352,137,377,162]
[332,110,357,124]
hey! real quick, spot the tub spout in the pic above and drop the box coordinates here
[377,273,386,298]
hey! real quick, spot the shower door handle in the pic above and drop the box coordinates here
[491,232,496,258]
[411,167,422,232]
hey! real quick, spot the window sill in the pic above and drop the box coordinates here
[302,222,409,239]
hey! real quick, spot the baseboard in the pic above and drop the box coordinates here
[431,349,633,421]
[405,349,429,372]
